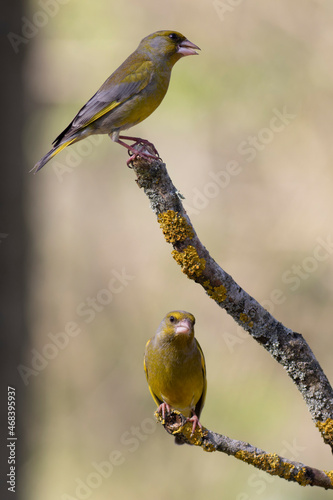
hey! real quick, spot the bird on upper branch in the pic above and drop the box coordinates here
[32,30,200,172]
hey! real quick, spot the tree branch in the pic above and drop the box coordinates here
[155,410,333,490]
[130,155,333,457]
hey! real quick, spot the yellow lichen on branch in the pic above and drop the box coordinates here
[239,313,254,328]
[204,280,227,303]
[158,210,194,244]
[235,451,311,486]
[172,246,206,279]
[316,418,333,448]
[324,470,333,487]
[157,211,206,279]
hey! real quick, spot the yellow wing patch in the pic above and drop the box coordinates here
[143,339,150,381]
[196,338,207,411]
[144,339,163,407]
[83,100,121,128]
[50,137,77,159]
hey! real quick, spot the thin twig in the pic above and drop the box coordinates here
[155,410,333,490]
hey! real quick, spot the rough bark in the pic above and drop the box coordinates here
[156,410,333,490]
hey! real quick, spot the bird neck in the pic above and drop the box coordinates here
[170,332,195,351]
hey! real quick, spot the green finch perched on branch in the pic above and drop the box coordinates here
[144,311,206,444]
[33,30,200,172]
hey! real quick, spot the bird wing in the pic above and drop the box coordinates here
[74,59,154,128]
[144,339,163,407]
[143,340,150,382]
[194,339,207,418]
[52,59,154,145]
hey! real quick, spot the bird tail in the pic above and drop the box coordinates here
[31,137,76,174]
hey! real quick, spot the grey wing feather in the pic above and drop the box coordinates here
[72,56,154,129]
[72,81,141,128]
[52,59,153,146]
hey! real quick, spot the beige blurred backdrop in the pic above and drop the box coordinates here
[21,0,333,499]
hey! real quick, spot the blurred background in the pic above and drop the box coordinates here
[2,0,333,499]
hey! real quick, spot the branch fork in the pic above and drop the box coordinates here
[131,156,333,489]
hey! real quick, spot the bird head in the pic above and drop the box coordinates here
[138,30,200,66]
[157,310,196,342]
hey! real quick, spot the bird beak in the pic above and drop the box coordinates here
[175,318,192,335]
[177,39,200,56]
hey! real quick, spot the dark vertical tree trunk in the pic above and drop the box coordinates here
[0,1,29,498]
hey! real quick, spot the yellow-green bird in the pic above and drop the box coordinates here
[144,311,206,444]
[32,30,200,172]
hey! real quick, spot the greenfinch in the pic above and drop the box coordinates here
[33,30,200,172]
[144,311,206,443]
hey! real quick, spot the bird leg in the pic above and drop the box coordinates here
[113,135,160,166]
[157,402,171,421]
[119,136,160,156]
[187,412,202,436]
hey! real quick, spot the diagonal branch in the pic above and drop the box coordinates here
[130,155,333,454]
[155,410,333,490]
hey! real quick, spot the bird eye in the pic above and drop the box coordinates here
[169,315,175,323]
[169,33,178,41]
